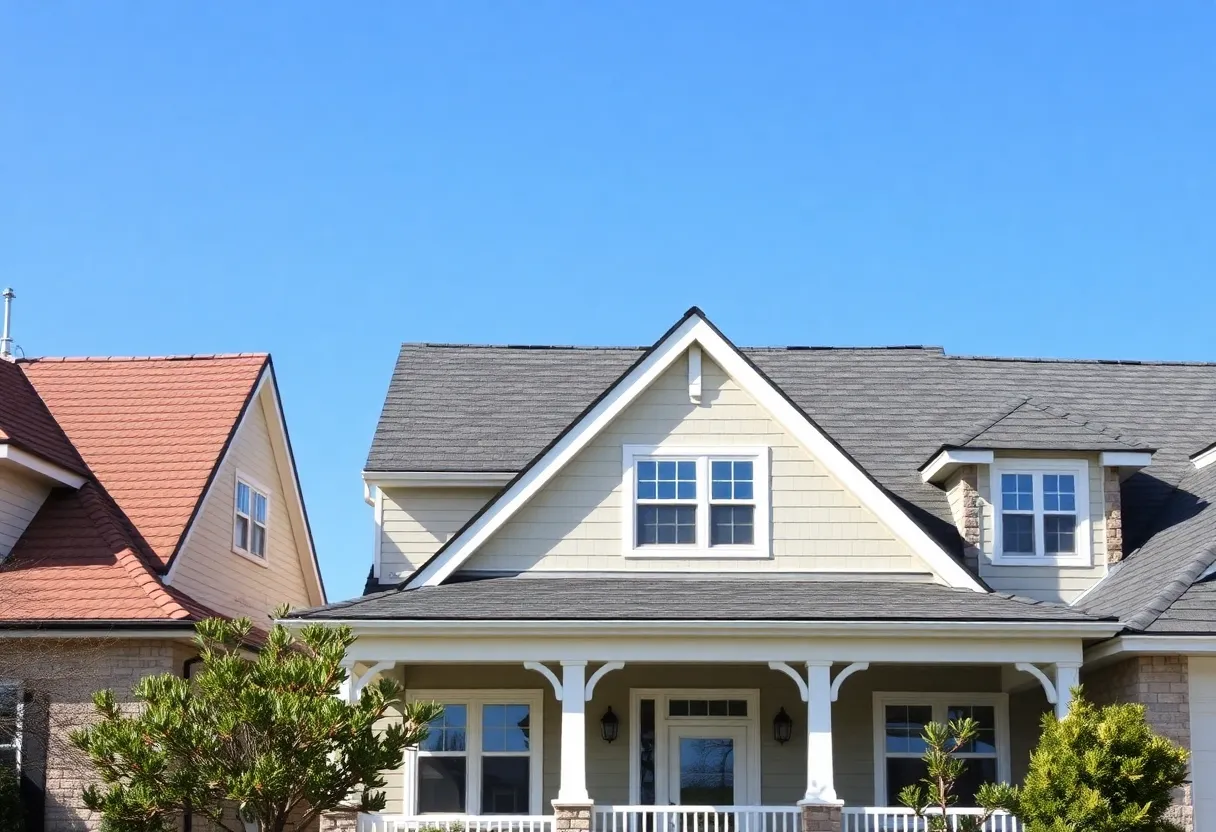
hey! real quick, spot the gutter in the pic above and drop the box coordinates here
[1086,633,1216,663]
[0,619,198,637]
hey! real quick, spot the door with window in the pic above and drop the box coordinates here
[667,725,749,806]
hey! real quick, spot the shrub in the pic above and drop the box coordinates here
[0,766,23,832]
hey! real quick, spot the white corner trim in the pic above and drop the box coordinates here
[768,661,809,701]
[829,661,870,702]
[362,470,516,488]
[688,343,702,404]
[372,485,384,580]
[584,661,625,700]
[1014,662,1058,704]
[407,313,985,591]
[1100,451,1153,469]
[523,661,564,700]
[0,444,87,488]
[920,449,994,484]
[1192,446,1216,470]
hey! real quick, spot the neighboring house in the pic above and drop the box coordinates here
[294,308,1216,832]
[0,353,325,831]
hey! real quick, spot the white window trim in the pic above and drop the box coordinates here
[403,689,544,816]
[621,445,771,559]
[628,688,762,806]
[0,680,23,773]
[990,458,1091,567]
[232,470,272,566]
[872,692,1010,807]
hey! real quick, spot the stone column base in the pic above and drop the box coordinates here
[553,801,595,832]
[319,811,359,832]
[799,803,842,832]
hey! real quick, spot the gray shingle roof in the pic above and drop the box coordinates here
[294,576,1109,623]
[948,397,1149,453]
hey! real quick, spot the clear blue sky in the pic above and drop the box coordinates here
[3,3,1214,603]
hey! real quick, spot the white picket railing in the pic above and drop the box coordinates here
[357,815,555,832]
[840,807,1021,832]
[593,805,802,832]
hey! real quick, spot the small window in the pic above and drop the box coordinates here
[233,475,270,560]
[668,698,748,717]
[992,461,1090,565]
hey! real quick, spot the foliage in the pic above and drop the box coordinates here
[1005,688,1189,832]
[897,717,1015,832]
[0,765,23,832]
[70,606,442,832]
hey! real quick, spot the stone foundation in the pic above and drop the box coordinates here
[799,803,842,832]
[553,802,594,832]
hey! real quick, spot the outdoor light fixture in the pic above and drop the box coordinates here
[773,707,793,744]
[600,706,620,743]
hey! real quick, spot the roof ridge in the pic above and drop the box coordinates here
[398,342,943,353]
[1018,398,1148,449]
[1123,545,1216,631]
[944,354,1216,368]
[950,397,1030,447]
[18,353,268,363]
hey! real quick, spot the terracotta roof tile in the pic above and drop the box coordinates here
[19,355,267,566]
[0,360,88,474]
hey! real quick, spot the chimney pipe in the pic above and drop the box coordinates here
[0,288,13,361]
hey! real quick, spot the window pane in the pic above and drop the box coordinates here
[727,700,748,717]
[1002,513,1035,554]
[418,757,467,813]
[234,515,250,550]
[1044,514,1076,555]
[236,481,250,514]
[953,758,998,807]
[637,506,696,546]
[885,705,931,754]
[1001,474,1033,511]
[886,758,928,805]
[708,699,728,716]
[482,757,530,814]
[947,705,997,754]
[253,492,268,524]
[1044,474,1076,512]
[639,459,696,502]
[420,704,467,752]
[483,704,530,752]
[711,459,754,501]
[250,524,267,557]
[710,505,754,546]
[639,699,656,805]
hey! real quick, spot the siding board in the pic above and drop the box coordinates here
[0,468,49,558]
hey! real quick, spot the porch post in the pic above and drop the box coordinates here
[556,660,591,805]
[1054,661,1081,720]
[802,660,839,805]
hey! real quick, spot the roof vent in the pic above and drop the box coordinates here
[0,287,14,361]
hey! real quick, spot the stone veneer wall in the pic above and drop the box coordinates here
[1103,467,1124,563]
[1084,656,1191,830]
[946,466,982,574]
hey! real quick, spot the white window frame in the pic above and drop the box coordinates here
[872,692,1010,807]
[0,681,23,773]
[404,689,544,816]
[990,458,1091,567]
[232,471,272,566]
[621,445,771,559]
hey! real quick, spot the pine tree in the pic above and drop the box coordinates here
[70,607,441,832]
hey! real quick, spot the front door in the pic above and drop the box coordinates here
[667,725,749,806]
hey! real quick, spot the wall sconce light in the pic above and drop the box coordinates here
[601,706,620,743]
[773,707,793,745]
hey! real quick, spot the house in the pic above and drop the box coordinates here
[292,308,1216,832]
[0,350,325,831]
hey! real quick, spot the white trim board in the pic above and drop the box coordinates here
[364,470,516,488]
[0,444,87,488]
[406,310,984,591]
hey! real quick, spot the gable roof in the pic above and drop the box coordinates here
[403,309,984,591]
[0,359,88,476]
[947,397,1150,453]
[20,354,268,567]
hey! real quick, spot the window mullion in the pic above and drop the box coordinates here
[1033,475,1046,558]
[697,456,709,548]
[468,701,481,814]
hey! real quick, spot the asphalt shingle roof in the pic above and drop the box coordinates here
[948,397,1149,453]
[295,576,1109,623]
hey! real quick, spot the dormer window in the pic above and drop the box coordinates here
[623,446,769,558]
[991,460,1090,566]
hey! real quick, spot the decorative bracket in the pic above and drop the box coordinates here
[829,662,869,702]
[351,660,395,702]
[584,661,625,701]
[1015,662,1058,705]
[768,661,809,702]
[523,661,565,701]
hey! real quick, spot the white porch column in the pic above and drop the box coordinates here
[557,660,591,804]
[802,660,840,805]
[1055,661,1081,720]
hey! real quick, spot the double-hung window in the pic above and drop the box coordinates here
[233,473,270,561]
[623,446,770,557]
[874,693,1008,807]
[0,682,22,772]
[992,460,1090,565]
[408,691,543,816]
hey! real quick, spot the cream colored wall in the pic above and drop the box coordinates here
[379,487,500,580]
[976,452,1107,603]
[463,354,932,576]
[0,466,49,558]
[167,388,315,620]
[380,662,1041,812]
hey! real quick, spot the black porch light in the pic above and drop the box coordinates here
[773,707,793,745]
[600,706,620,743]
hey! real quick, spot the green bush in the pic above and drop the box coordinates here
[0,766,24,832]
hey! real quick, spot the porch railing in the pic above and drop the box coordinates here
[357,815,555,832]
[840,807,1021,832]
[594,805,802,832]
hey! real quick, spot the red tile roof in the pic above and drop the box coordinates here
[0,359,88,475]
[19,354,267,566]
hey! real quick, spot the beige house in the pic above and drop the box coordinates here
[296,308,1216,832]
[0,351,325,830]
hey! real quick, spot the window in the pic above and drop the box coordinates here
[0,683,21,772]
[409,691,543,816]
[873,694,1008,807]
[991,460,1090,565]
[233,473,270,561]
[623,446,770,557]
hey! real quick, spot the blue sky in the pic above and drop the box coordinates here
[3,2,1214,603]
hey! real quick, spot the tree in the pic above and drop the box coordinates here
[897,717,1013,832]
[1007,689,1189,832]
[70,607,441,832]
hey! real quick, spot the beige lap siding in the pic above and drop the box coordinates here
[378,488,501,580]
[466,355,931,575]
[167,390,314,620]
[0,468,49,559]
